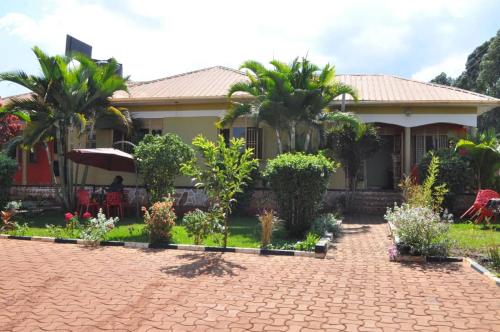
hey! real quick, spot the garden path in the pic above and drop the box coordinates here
[0,215,498,331]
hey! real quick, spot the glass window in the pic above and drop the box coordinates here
[232,127,245,139]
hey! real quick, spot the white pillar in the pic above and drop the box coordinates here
[404,127,411,175]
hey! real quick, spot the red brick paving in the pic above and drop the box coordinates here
[0,215,499,331]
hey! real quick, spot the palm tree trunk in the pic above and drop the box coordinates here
[42,141,63,203]
[274,128,283,154]
[80,121,94,187]
[290,121,296,152]
[55,125,69,209]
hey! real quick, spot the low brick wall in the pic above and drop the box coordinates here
[8,185,478,217]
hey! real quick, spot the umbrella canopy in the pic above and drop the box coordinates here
[67,148,136,173]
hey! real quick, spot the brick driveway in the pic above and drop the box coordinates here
[0,216,498,331]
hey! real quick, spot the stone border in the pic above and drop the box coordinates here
[0,234,326,258]
[463,257,500,287]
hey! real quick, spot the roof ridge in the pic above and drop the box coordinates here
[386,74,499,100]
[130,66,245,87]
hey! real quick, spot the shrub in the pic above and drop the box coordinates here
[259,210,278,247]
[419,149,473,205]
[134,133,194,202]
[311,213,342,237]
[385,203,453,256]
[263,153,336,237]
[294,233,320,251]
[0,153,18,207]
[183,209,220,245]
[1,201,22,231]
[400,153,447,212]
[181,135,258,247]
[80,209,118,244]
[142,198,176,243]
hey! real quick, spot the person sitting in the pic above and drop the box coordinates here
[107,175,124,194]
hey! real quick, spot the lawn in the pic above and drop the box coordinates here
[10,210,295,248]
[449,222,499,255]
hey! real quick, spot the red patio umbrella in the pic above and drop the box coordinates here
[67,148,135,173]
[67,148,140,215]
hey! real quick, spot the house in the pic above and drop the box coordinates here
[6,66,500,205]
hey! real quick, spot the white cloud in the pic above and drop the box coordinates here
[411,54,467,81]
[0,0,492,89]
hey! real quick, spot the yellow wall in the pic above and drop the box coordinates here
[79,103,476,190]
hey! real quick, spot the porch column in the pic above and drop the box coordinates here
[403,127,411,175]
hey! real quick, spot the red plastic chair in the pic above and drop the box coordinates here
[460,189,499,224]
[76,190,100,215]
[105,192,123,219]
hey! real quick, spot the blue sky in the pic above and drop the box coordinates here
[1,0,499,97]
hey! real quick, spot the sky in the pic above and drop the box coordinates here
[0,0,499,97]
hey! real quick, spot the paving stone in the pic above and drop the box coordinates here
[0,214,498,330]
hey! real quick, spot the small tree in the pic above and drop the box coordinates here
[263,153,336,237]
[181,135,258,247]
[0,114,21,145]
[325,122,380,206]
[134,133,194,202]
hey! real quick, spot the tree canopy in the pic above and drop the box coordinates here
[429,30,500,132]
[220,57,359,153]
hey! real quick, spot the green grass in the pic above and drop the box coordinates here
[449,222,499,254]
[10,211,294,248]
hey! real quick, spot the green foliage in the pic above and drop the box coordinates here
[419,149,473,206]
[221,57,358,153]
[385,203,453,256]
[181,135,259,247]
[294,233,320,251]
[455,129,500,189]
[0,153,18,207]
[0,46,130,209]
[401,154,448,212]
[439,30,500,132]
[134,133,194,202]
[142,199,177,243]
[311,213,342,237]
[487,246,500,271]
[263,153,336,236]
[430,72,454,86]
[325,122,380,194]
[182,209,221,245]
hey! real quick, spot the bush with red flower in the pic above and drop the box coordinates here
[0,114,21,145]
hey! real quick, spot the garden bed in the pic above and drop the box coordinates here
[2,211,331,258]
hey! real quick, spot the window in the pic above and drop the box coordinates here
[113,130,133,153]
[86,128,96,148]
[411,134,449,165]
[232,127,263,159]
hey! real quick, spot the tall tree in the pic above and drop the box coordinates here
[430,72,454,86]
[0,47,130,209]
[219,57,358,153]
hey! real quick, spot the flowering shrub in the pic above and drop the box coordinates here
[142,198,176,243]
[182,209,221,245]
[80,209,118,244]
[385,203,453,256]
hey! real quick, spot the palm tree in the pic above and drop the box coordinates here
[455,129,500,189]
[0,47,130,208]
[220,57,358,153]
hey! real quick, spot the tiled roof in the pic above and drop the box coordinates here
[113,66,247,100]
[335,74,498,103]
